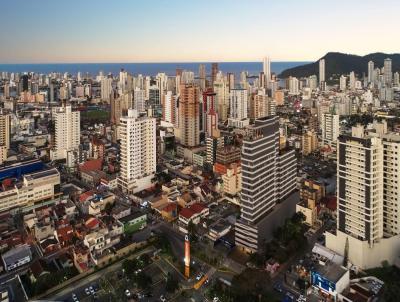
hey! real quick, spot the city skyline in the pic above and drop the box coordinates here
[1,0,399,63]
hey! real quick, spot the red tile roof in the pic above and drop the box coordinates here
[79,190,94,202]
[179,203,208,219]
[162,203,177,213]
[79,158,103,173]
[190,203,207,213]
[85,217,100,229]
[179,208,195,219]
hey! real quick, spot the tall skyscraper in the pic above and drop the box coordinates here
[384,58,392,86]
[228,89,249,128]
[118,109,156,193]
[394,72,400,87]
[149,85,161,114]
[349,71,356,90]
[319,59,325,84]
[213,77,229,122]
[211,63,219,85]
[101,75,113,102]
[263,56,271,88]
[288,77,299,95]
[368,61,374,84]
[339,75,347,91]
[162,91,176,126]
[202,89,218,137]
[178,84,200,147]
[119,69,128,93]
[21,74,29,92]
[134,87,146,113]
[235,116,297,252]
[326,125,400,268]
[51,105,80,160]
[199,64,206,90]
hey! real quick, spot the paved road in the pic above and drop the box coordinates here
[43,246,155,302]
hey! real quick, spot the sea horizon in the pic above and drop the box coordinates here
[0,61,310,77]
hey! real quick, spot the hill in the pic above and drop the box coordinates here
[279,52,400,79]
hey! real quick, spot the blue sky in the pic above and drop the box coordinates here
[0,0,398,63]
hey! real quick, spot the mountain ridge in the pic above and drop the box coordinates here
[279,52,400,79]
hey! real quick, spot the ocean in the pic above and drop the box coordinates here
[0,62,308,77]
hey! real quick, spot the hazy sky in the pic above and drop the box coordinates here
[1,0,399,63]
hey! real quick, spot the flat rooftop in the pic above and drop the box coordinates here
[313,261,347,283]
[25,168,59,180]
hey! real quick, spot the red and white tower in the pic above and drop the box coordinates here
[184,235,190,278]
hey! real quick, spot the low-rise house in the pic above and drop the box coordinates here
[81,170,106,187]
[119,212,147,234]
[78,191,115,216]
[160,203,178,222]
[100,173,118,190]
[1,244,32,271]
[39,236,60,256]
[111,202,131,220]
[73,243,90,273]
[208,219,232,241]
[83,217,123,264]
[178,203,209,233]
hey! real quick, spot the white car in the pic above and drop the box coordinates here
[84,288,90,295]
[196,273,203,281]
[160,295,166,302]
[72,293,79,301]
[125,289,131,297]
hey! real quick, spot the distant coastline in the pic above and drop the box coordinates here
[0,61,310,76]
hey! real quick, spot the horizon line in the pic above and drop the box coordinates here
[0,60,312,65]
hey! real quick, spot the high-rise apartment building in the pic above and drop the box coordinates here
[0,114,11,150]
[211,63,219,85]
[339,75,347,91]
[178,84,200,147]
[134,87,146,113]
[202,89,218,137]
[263,56,271,88]
[199,64,206,90]
[118,109,156,193]
[288,77,299,95]
[51,105,80,160]
[349,71,356,90]
[319,59,325,84]
[235,116,297,252]
[326,126,400,268]
[321,113,340,148]
[252,90,276,119]
[101,76,113,102]
[368,61,374,84]
[213,77,229,121]
[384,58,392,87]
[228,89,249,128]
[162,91,176,126]
[119,69,128,93]
[302,130,318,155]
